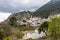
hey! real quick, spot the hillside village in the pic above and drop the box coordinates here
[17,16,41,27]
[17,12,60,27]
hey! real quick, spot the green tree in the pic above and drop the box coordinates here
[0,29,5,40]
[38,21,49,33]
[10,16,17,26]
[47,17,60,40]
[4,36,12,40]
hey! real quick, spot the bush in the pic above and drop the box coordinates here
[9,16,17,26]
[0,29,5,40]
[4,36,12,40]
[47,17,60,40]
[38,21,49,33]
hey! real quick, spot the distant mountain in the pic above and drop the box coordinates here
[34,0,60,18]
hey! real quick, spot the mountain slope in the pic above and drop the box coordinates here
[34,0,60,18]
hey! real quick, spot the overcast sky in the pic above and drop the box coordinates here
[0,0,51,13]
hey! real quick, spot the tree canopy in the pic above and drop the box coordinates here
[9,16,17,26]
[38,21,49,33]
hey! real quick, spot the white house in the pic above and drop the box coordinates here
[23,29,46,39]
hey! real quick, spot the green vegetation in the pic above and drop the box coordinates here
[9,16,17,26]
[0,29,5,40]
[27,38,36,40]
[16,32,24,39]
[38,21,49,33]
[47,17,60,40]
[4,36,12,40]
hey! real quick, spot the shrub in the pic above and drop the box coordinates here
[38,21,49,33]
[0,29,5,40]
[4,36,12,40]
[9,16,17,26]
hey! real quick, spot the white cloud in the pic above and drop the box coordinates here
[0,0,51,13]
[0,12,11,22]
